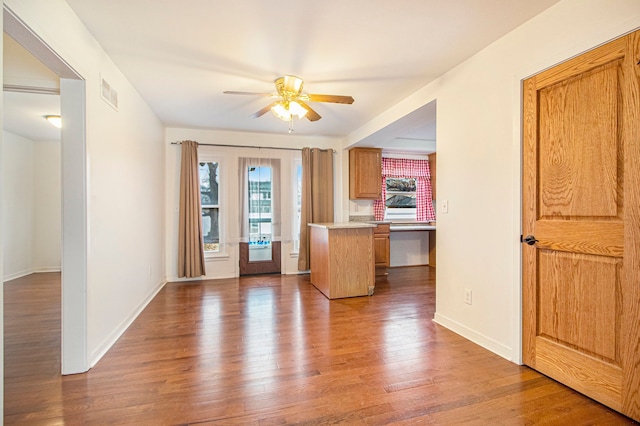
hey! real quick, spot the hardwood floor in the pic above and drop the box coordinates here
[4,268,636,425]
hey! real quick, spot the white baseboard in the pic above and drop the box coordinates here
[34,267,62,273]
[89,279,167,368]
[433,312,514,362]
[3,268,35,283]
[3,267,62,283]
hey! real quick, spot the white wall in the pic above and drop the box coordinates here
[2,131,35,280]
[33,140,62,272]
[346,0,640,362]
[4,0,166,368]
[2,132,61,281]
[165,127,343,281]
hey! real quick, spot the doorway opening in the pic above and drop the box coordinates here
[3,5,88,375]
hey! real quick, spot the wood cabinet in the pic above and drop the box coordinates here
[373,223,390,275]
[308,223,375,299]
[428,230,436,267]
[349,148,382,199]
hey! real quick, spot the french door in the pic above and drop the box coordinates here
[239,163,281,275]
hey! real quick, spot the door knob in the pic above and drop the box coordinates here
[522,235,538,246]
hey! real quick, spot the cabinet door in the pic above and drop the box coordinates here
[373,224,390,268]
[349,148,381,199]
[373,235,390,267]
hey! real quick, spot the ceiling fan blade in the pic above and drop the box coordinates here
[306,94,354,104]
[250,102,278,118]
[298,101,322,122]
[224,91,275,97]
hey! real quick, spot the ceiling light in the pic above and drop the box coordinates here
[44,115,62,129]
[270,101,307,122]
[288,101,308,119]
[271,102,291,121]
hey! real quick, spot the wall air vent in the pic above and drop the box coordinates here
[100,76,118,111]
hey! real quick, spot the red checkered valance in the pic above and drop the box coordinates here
[374,157,435,222]
[381,157,431,179]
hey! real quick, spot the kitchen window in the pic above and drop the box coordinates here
[374,157,435,222]
[384,177,417,221]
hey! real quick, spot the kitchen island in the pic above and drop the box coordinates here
[308,222,376,299]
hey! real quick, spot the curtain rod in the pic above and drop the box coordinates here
[171,141,335,153]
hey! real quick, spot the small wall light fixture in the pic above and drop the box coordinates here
[44,114,62,129]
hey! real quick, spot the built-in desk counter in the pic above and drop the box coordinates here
[389,223,436,231]
[308,222,376,299]
[387,222,436,267]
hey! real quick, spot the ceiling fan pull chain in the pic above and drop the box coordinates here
[288,118,294,133]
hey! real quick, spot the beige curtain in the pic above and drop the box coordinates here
[178,140,206,278]
[298,147,334,271]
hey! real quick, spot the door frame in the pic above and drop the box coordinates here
[3,5,89,375]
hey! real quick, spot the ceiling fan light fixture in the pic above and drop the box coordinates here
[270,100,307,122]
[44,114,62,128]
[288,101,307,119]
[271,102,292,121]
[226,75,350,128]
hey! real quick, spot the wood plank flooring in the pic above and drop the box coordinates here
[4,268,636,425]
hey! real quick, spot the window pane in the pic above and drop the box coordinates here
[385,177,416,208]
[248,166,272,243]
[386,178,416,192]
[202,207,219,252]
[199,162,219,206]
[386,193,416,208]
[248,166,272,262]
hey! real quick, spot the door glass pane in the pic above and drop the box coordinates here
[248,166,272,261]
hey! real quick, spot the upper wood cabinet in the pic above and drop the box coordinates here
[349,148,382,199]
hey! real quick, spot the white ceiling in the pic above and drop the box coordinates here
[3,34,61,141]
[4,0,561,151]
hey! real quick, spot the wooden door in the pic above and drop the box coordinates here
[522,30,640,421]
[239,241,281,275]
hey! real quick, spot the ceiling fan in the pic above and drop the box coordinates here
[224,75,354,131]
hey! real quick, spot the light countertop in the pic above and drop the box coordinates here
[389,223,436,231]
[308,222,377,229]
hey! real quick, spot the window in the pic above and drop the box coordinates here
[374,157,435,222]
[384,177,417,221]
[247,166,272,246]
[247,165,273,262]
[199,162,220,252]
[385,178,417,208]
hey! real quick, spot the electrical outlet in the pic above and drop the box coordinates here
[442,199,449,214]
[464,289,472,305]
